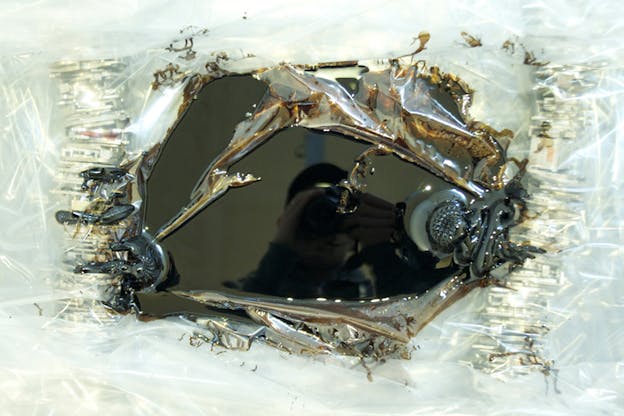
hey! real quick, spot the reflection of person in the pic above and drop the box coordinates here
[239,163,454,299]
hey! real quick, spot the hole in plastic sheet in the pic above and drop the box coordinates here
[133,57,540,322]
[142,76,462,314]
[54,36,544,363]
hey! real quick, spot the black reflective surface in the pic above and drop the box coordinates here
[143,76,459,313]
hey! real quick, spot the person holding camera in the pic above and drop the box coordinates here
[240,163,453,299]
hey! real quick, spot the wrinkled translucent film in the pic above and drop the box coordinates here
[1,1,623,414]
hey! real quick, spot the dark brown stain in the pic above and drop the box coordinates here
[461,31,482,47]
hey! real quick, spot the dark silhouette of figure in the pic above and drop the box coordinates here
[239,163,454,299]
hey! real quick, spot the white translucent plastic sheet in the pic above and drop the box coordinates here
[1,1,623,414]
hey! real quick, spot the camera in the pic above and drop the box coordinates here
[299,185,353,237]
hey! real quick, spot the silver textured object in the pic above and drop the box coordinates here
[426,199,468,253]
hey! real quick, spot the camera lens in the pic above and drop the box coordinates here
[299,186,344,236]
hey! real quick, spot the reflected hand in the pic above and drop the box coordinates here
[341,193,398,247]
[273,188,324,247]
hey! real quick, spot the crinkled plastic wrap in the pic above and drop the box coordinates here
[1,1,623,414]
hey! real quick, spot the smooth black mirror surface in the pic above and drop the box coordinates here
[140,76,465,313]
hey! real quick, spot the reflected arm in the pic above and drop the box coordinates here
[241,243,300,296]
[346,241,454,297]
